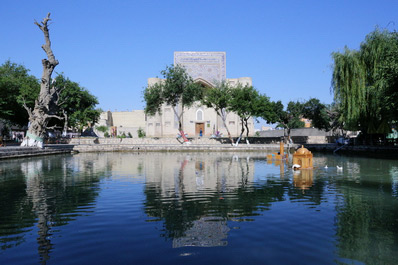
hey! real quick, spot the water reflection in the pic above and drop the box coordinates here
[0,154,108,264]
[141,152,398,264]
[143,153,289,247]
[1,152,398,264]
[293,169,314,191]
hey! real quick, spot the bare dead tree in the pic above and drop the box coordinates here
[21,13,63,148]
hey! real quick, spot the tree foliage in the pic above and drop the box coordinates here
[143,64,201,132]
[229,84,273,142]
[51,74,101,131]
[201,80,235,143]
[0,60,100,132]
[273,101,305,130]
[0,61,39,126]
[332,28,398,134]
[302,98,331,131]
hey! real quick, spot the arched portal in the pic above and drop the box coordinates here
[194,78,214,88]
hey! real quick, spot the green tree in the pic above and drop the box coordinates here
[0,61,39,126]
[201,80,235,145]
[51,74,101,132]
[272,101,305,142]
[143,64,201,139]
[137,127,146,138]
[96,125,108,133]
[302,98,331,131]
[229,85,272,145]
[332,28,398,142]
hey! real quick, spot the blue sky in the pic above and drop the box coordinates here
[1,0,397,127]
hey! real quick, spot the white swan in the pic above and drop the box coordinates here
[324,165,328,169]
[292,164,301,170]
[337,165,343,170]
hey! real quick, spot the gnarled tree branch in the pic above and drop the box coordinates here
[21,13,60,148]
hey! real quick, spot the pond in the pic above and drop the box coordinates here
[1,152,398,264]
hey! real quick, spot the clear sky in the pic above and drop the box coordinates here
[1,0,397,127]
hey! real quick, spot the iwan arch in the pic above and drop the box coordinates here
[99,52,254,138]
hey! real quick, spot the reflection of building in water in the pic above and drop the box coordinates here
[293,170,314,191]
[267,159,286,178]
[172,217,230,248]
[69,152,257,193]
[141,152,258,247]
[144,153,255,195]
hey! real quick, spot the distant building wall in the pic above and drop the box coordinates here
[145,52,254,138]
[145,79,255,138]
[111,111,146,128]
[96,110,146,138]
[259,128,336,144]
[96,52,256,138]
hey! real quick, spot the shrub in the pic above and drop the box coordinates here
[117,133,127,139]
[137,127,146,138]
[96,125,108,133]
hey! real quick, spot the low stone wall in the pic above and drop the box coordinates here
[305,143,398,157]
[72,143,292,153]
[69,136,332,145]
[69,137,227,145]
[0,145,74,160]
[66,137,300,153]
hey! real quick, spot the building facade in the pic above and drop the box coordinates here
[98,52,254,138]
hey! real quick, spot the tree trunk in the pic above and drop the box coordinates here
[222,117,234,145]
[62,111,68,136]
[218,109,234,146]
[287,127,291,144]
[234,118,245,146]
[173,105,189,144]
[21,13,61,148]
[244,118,250,145]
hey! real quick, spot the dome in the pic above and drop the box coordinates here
[295,145,311,155]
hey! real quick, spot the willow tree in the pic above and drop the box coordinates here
[143,64,201,143]
[332,29,398,138]
[21,13,61,148]
[332,48,366,129]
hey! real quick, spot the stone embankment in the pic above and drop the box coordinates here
[0,145,75,160]
[0,138,297,159]
[70,137,294,153]
[305,143,398,157]
[2,137,397,159]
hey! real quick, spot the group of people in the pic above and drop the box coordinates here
[12,133,24,143]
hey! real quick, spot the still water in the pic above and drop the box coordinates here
[0,152,398,265]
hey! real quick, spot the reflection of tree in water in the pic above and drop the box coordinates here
[334,159,398,265]
[0,162,35,250]
[143,154,289,246]
[0,154,107,264]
